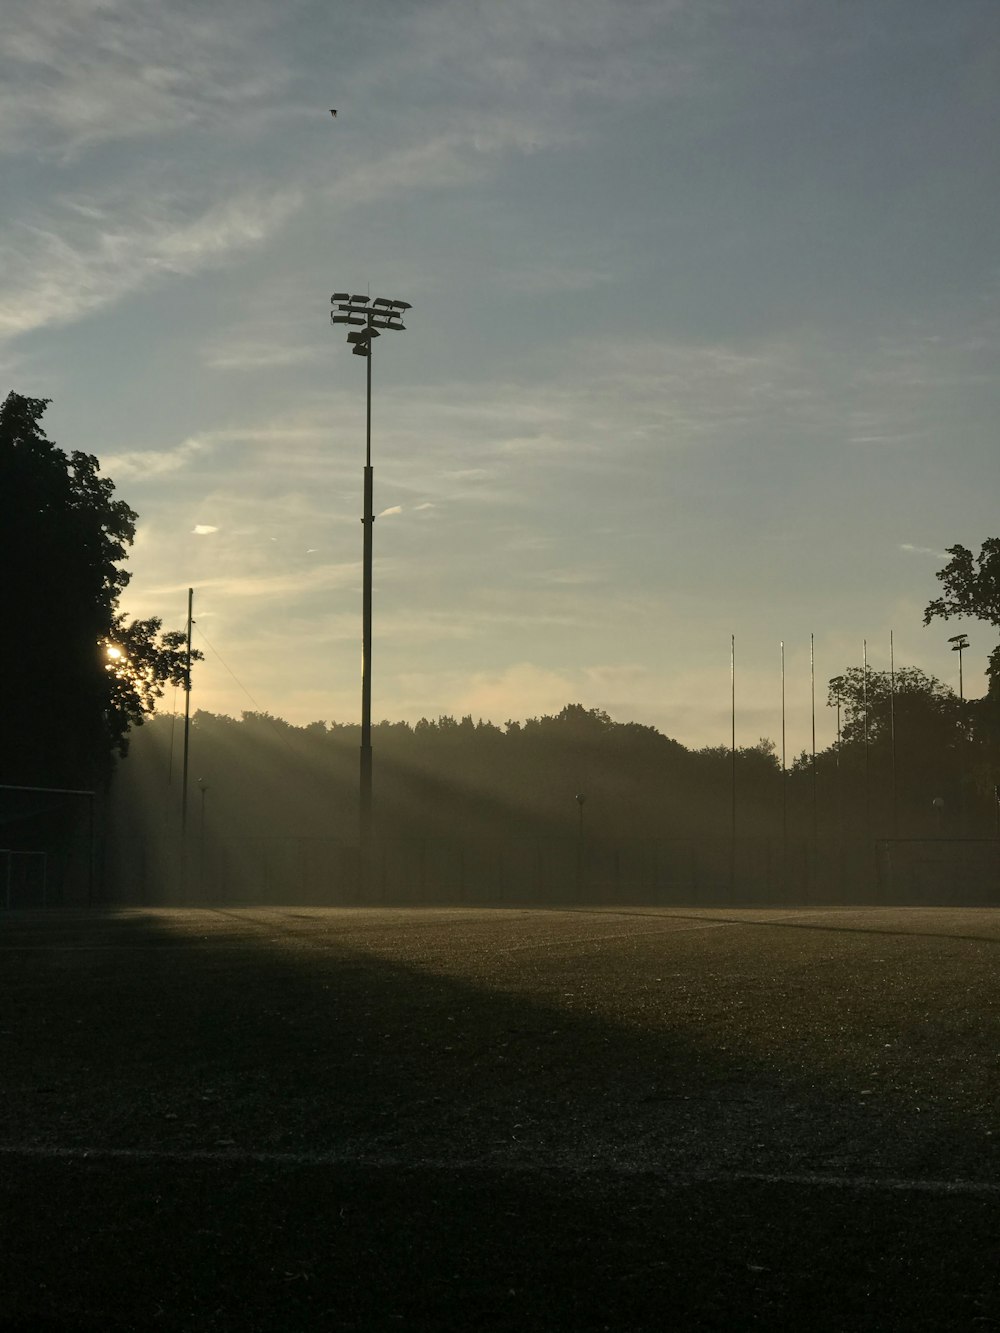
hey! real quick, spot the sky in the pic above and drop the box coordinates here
[3,0,999,756]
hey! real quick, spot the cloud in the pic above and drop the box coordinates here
[899,543,948,560]
[192,525,219,536]
[0,0,290,159]
[102,435,206,480]
[377,505,403,518]
[0,186,301,340]
[131,562,363,608]
[202,336,323,372]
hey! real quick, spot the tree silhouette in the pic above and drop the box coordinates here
[924,540,1000,692]
[0,392,196,787]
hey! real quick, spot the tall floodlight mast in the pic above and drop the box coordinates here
[330,291,411,891]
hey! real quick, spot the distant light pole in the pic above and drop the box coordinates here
[198,778,209,894]
[949,633,970,836]
[780,640,787,849]
[949,633,970,702]
[330,291,411,889]
[575,793,586,896]
[181,587,194,838]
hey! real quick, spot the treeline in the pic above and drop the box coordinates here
[111,680,1000,856]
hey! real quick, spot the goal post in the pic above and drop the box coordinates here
[0,784,96,907]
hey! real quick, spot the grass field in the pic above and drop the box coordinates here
[2,905,999,1330]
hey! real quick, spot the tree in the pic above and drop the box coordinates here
[827,666,962,749]
[924,540,1000,692]
[0,392,196,787]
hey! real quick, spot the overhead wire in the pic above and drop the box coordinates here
[193,624,320,763]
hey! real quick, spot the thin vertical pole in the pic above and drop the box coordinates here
[810,633,818,842]
[889,630,898,836]
[360,319,374,893]
[181,588,193,838]
[780,640,787,900]
[88,792,96,906]
[780,641,787,842]
[167,687,178,785]
[199,783,208,895]
[730,634,736,894]
[836,693,843,858]
[862,639,870,839]
[576,794,586,897]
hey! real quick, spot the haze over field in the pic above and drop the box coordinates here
[3,0,997,750]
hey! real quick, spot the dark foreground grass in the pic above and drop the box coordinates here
[1,906,999,1330]
[3,1158,998,1331]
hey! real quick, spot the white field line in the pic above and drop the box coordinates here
[0,915,750,952]
[0,1142,997,1195]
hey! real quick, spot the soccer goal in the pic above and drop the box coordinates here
[0,783,96,906]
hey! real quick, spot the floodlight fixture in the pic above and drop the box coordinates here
[331,292,350,303]
[948,632,970,701]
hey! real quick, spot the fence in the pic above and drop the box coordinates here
[94,832,1000,908]
[1,850,49,908]
[875,838,1000,905]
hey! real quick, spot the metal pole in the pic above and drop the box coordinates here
[889,630,898,837]
[730,634,736,894]
[863,639,870,839]
[199,781,208,895]
[360,317,374,891]
[88,792,95,906]
[780,641,787,867]
[181,588,193,838]
[810,633,817,842]
[836,693,843,866]
[332,290,410,893]
[576,793,586,896]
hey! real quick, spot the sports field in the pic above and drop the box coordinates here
[2,905,999,1330]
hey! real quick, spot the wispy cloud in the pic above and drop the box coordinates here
[0,0,290,159]
[192,525,219,536]
[0,186,302,340]
[103,435,206,479]
[202,335,323,372]
[899,543,948,560]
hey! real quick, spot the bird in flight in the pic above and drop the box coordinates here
[330,109,337,118]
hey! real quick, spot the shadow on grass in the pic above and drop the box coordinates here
[0,906,998,1331]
